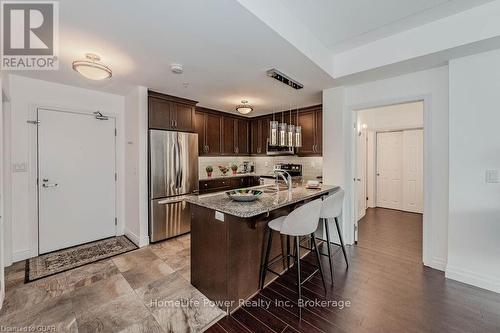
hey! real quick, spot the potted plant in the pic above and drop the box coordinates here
[218,165,229,176]
[206,165,213,178]
[231,164,238,175]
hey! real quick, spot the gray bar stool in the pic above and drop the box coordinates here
[319,189,349,283]
[260,199,326,318]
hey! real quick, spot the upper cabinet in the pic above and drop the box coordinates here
[250,116,271,155]
[196,107,249,156]
[192,103,322,157]
[195,108,223,156]
[296,106,322,156]
[148,91,197,131]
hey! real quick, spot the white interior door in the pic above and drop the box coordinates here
[356,131,367,221]
[376,131,403,210]
[402,130,423,213]
[38,109,116,254]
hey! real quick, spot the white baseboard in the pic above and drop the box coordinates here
[139,235,150,248]
[124,228,140,246]
[124,229,149,248]
[446,265,500,294]
[12,249,32,263]
[424,257,447,271]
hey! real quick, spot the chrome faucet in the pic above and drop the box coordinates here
[273,168,293,193]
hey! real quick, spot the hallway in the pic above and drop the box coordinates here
[358,208,422,264]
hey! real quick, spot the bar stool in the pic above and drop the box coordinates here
[260,199,326,318]
[319,189,349,284]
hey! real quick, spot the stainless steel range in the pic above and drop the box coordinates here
[149,130,198,242]
[274,163,302,177]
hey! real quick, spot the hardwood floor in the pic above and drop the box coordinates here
[358,208,423,263]
[208,208,500,333]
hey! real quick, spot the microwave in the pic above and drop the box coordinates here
[266,139,295,156]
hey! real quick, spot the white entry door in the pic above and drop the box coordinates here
[376,131,403,210]
[38,109,116,254]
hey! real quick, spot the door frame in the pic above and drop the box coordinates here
[350,96,430,265]
[32,106,118,257]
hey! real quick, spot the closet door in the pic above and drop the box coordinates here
[376,131,403,210]
[402,130,424,213]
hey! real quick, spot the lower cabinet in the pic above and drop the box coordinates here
[199,176,260,195]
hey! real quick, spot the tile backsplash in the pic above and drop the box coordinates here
[198,156,323,181]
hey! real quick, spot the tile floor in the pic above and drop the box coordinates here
[0,234,225,333]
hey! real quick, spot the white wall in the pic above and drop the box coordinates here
[4,75,126,263]
[447,49,500,293]
[323,66,449,271]
[357,101,423,131]
[124,86,149,247]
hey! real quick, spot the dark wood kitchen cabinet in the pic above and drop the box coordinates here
[250,116,271,155]
[195,104,321,157]
[196,107,249,156]
[148,91,197,131]
[222,116,249,155]
[199,176,260,194]
[237,118,249,155]
[296,106,322,156]
[195,108,222,156]
[222,116,236,155]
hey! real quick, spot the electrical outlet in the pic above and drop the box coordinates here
[12,162,27,173]
[485,169,499,183]
[215,211,225,222]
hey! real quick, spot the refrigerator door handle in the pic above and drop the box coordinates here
[173,137,179,190]
[177,140,183,188]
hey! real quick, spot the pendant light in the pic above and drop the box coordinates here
[269,107,279,146]
[295,106,302,147]
[279,107,287,147]
[287,107,295,147]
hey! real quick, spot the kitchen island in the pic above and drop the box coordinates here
[185,184,339,312]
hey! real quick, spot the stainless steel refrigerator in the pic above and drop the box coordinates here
[149,130,198,242]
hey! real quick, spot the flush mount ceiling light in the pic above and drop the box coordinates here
[72,53,112,80]
[236,100,253,115]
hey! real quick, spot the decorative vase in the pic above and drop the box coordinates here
[232,170,237,175]
[207,171,212,178]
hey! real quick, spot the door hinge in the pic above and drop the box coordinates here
[115,217,117,226]
[27,120,40,125]
[115,128,117,136]
[115,173,117,181]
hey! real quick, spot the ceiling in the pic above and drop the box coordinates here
[280,0,496,52]
[12,0,334,116]
[9,0,495,116]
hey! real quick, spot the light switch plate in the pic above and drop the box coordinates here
[12,162,27,173]
[485,169,499,183]
[215,211,225,222]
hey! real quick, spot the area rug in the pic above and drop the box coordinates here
[26,236,138,282]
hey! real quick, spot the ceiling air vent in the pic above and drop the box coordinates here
[266,68,303,90]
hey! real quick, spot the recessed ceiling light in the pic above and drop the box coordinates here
[72,53,112,80]
[171,63,183,74]
[236,100,253,115]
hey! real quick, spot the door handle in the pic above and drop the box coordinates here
[42,183,58,188]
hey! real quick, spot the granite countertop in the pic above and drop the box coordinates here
[199,173,259,181]
[185,184,339,218]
